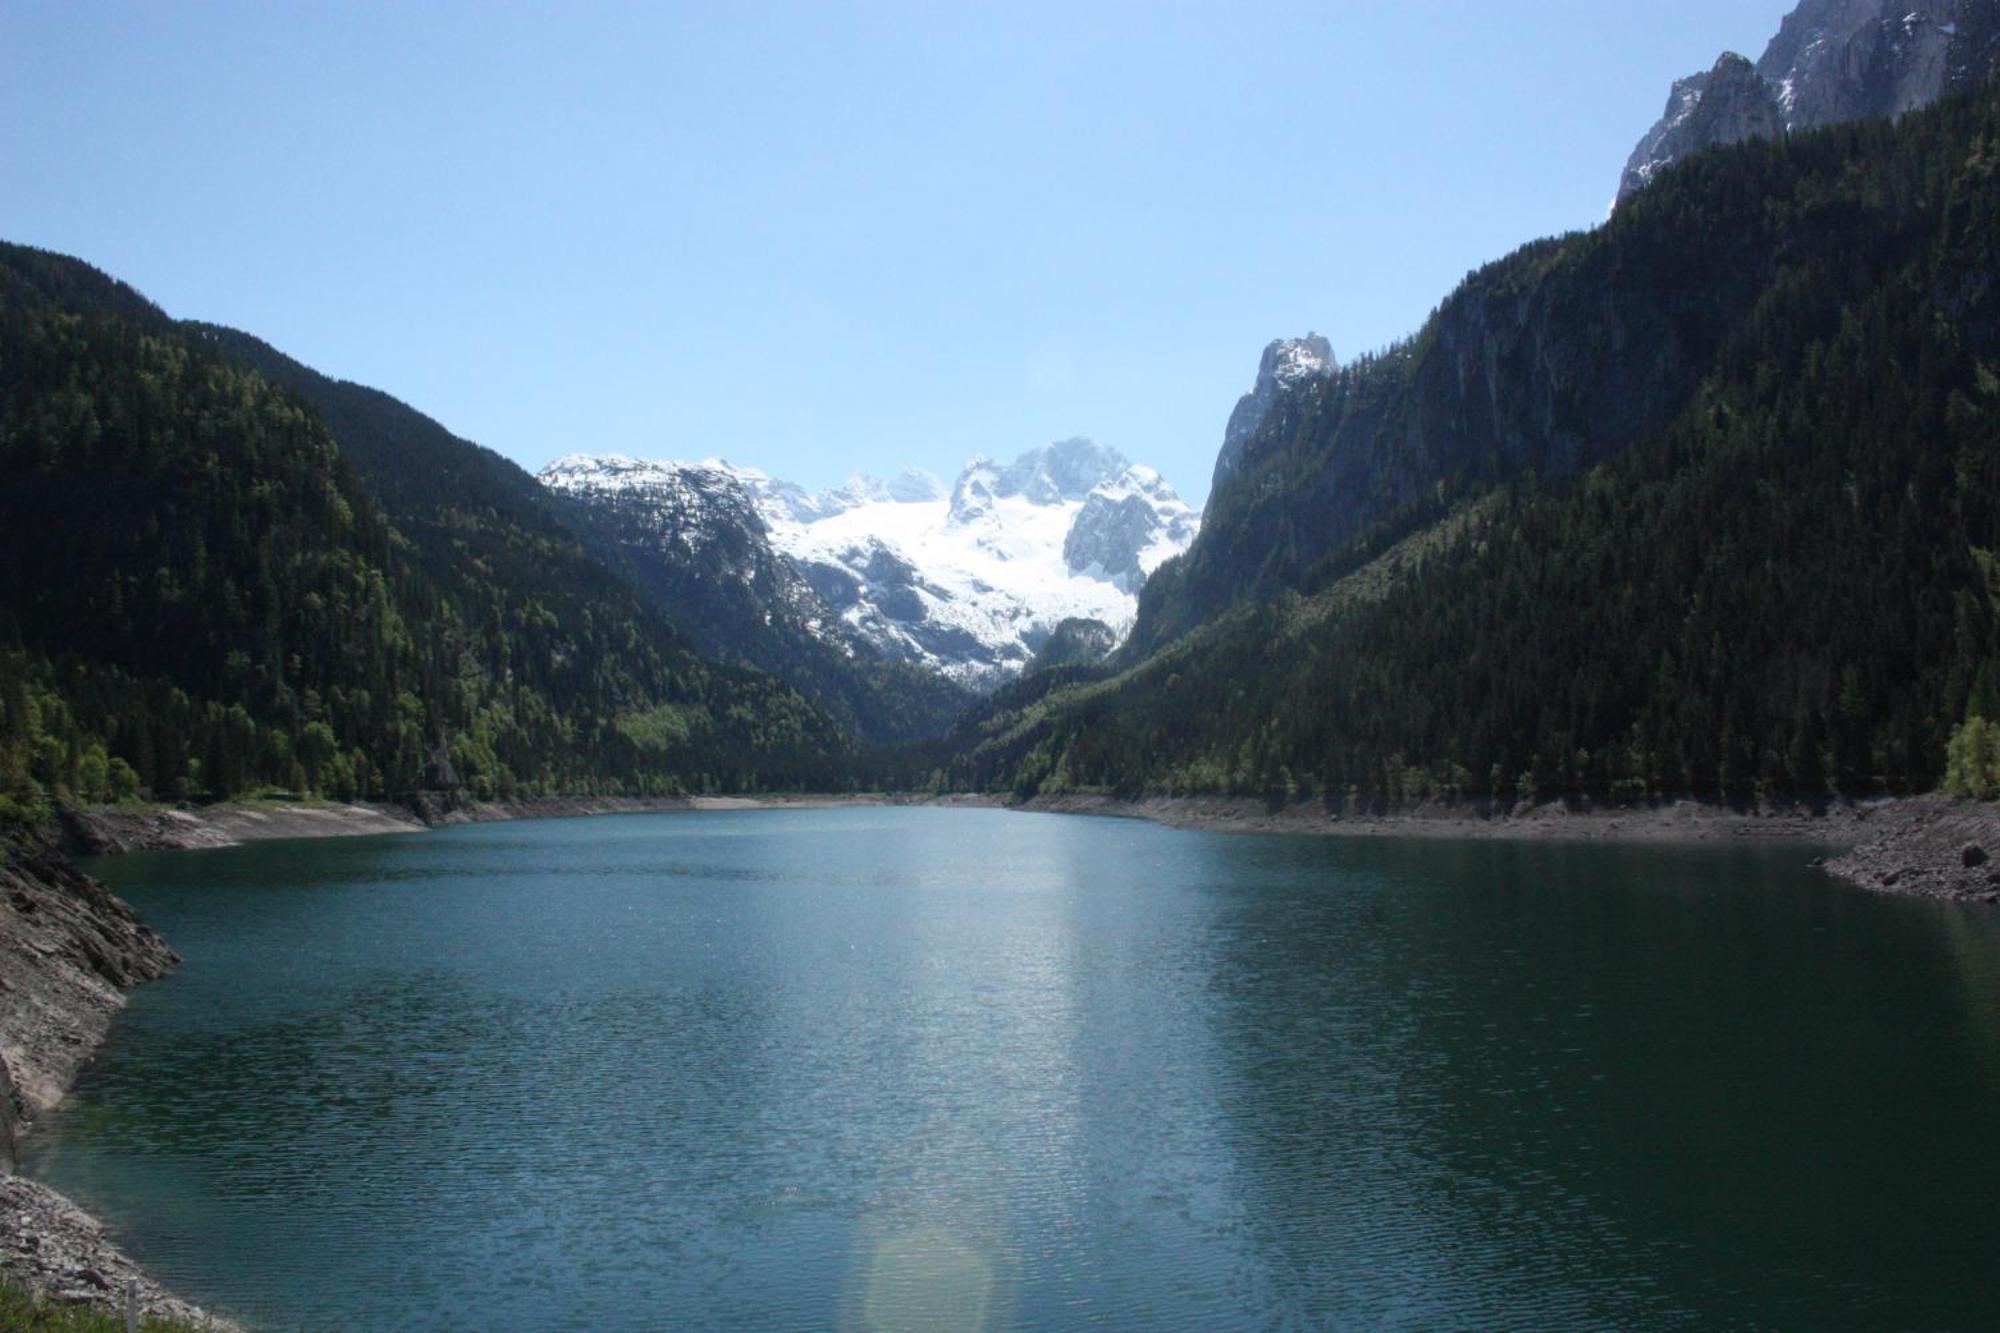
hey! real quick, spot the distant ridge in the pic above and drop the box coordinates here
[543,439,1200,690]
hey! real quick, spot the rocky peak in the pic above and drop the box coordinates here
[542,442,1200,691]
[945,440,1135,524]
[1211,334,1336,494]
[819,467,948,514]
[1619,54,1782,201]
[539,453,768,552]
[886,468,947,503]
[996,438,1131,505]
[1761,0,1958,127]
[1617,0,2000,205]
[1064,492,1174,593]
[947,458,1003,527]
[1026,617,1121,673]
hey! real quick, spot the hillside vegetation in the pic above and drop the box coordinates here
[955,86,2000,806]
[0,245,856,820]
[199,327,971,748]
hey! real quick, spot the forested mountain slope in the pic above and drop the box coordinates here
[196,325,967,746]
[955,85,2000,805]
[0,243,856,815]
[536,456,972,744]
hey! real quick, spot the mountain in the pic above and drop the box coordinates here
[543,439,1200,690]
[1211,335,1336,493]
[165,332,963,750]
[951,79,2000,805]
[1618,0,2000,202]
[0,242,859,817]
[1620,54,1786,202]
[1024,618,1121,674]
[537,455,970,744]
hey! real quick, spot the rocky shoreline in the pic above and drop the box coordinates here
[1823,795,2000,901]
[0,830,232,1327]
[60,790,2000,909]
[1020,792,1870,845]
[1020,792,2000,905]
[59,791,992,857]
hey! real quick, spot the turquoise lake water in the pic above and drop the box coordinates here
[29,807,2000,1329]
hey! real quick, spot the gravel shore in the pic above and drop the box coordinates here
[1023,792,2000,906]
[0,831,233,1327]
[1021,792,1870,845]
[72,790,2000,911]
[60,792,996,856]
[1823,795,2000,901]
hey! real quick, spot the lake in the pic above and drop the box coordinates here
[30,807,2000,1329]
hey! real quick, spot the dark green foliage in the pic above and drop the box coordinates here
[1025,618,1119,674]
[0,244,857,810]
[958,86,2000,806]
[192,325,970,748]
[1131,89,2000,659]
[570,488,972,746]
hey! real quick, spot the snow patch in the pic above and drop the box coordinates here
[539,442,1200,690]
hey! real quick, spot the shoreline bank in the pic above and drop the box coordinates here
[61,788,2000,905]
[1021,792,1867,845]
[0,832,231,1327]
[1016,793,2000,904]
[60,792,1008,857]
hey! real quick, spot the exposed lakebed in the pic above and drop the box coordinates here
[28,808,2000,1329]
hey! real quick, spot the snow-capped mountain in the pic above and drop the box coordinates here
[540,439,1200,690]
[538,453,975,744]
[1618,0,2000,204]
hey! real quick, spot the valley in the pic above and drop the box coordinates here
[6,0,2000,1326]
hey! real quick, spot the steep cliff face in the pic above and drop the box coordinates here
[956,86,2000,806]
[1762,0,1961,128]
[1620,54,1785,200]
[1130,198,1782,653]
[1161,2,2000,655]
[1211,335,1335,493]
[1617,0,2000,203]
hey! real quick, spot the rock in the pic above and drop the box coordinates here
[1026,618,1121,673]
[1964,844,1989,868]
[1064,491,1173,593]
[1212,335,1335,493]
[543,442,1200,691]
[0,833,177,1133]
[1618,0,1998,203]
[1620,53,1782,201]
[0,1176,234,1325]
[997,437,1132,505]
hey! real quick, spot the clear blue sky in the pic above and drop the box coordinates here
[3,1,1794,504]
